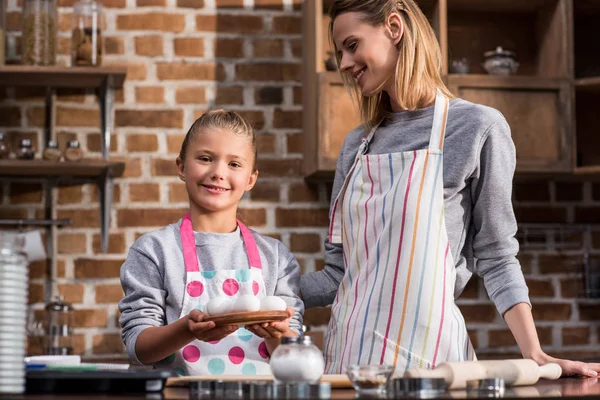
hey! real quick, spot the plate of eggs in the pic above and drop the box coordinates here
[203,295,289,327]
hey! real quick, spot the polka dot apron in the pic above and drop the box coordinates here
[157,213,271,376]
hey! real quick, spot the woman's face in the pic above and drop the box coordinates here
[332,12,402,97]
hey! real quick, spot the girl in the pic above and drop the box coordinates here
[119,109,303,376]
[300,0,600,377]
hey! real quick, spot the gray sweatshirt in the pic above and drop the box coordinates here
[119,220,304,365]
[301,98,530,316]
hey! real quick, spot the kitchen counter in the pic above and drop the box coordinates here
[13,377,600,399]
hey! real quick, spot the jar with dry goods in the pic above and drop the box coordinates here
[16,138,35,160]
[0,132,9,159]
[64,140,83,162]
[71,0,104,67]
[21,0,57,66]
[42,139,61,161]
[0,1,6,66]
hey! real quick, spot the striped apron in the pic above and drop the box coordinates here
[324,91,475,376]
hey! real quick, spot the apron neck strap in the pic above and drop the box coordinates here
[180,213,262,273]
[428,89,450,151]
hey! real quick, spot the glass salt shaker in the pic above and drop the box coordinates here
[71,0,104,67]
[44,296,74,355]
[64,140,83,162]
[42,139,61,161]
[0,132,9,159]
[16,138,35,160]
[270,336,325,383]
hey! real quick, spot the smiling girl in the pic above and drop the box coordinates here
[119,109,303,376]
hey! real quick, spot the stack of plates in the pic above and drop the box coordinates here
[0,233,29,394]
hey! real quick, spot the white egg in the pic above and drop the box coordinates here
[260,296,287,311]
[231,295,260,313]
[206,296,232,316]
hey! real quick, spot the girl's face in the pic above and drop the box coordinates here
[332,12,402,97]
[177,129,258,217]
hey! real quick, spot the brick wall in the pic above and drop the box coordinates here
[1,0,599,362]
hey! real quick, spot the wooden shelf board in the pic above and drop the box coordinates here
[448,0,553,13]
[0,159,125,179]
[447,74,565,89]
[575,77,600,91]
[0,66,127,88]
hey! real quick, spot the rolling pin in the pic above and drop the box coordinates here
[405,359,562,389]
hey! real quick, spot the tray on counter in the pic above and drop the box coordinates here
[26,369,173,394]
[166,373,352,388]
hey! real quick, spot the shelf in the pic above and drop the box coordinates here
[0,159,125,180]
[575,77,600,91]
[448,0,555,13]
[447,74,565,89]
[0,66,127,89]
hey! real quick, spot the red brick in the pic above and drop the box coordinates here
[286,133,302,154]
[174,38,205,57]
[134,35,164,56]
[119,158,143,178]
[152,158,178,176]
[272,16,301,34]
[167,134,186,153]
[126,133,159,152]
[116,109,184,128]
[93,333,125,354]
[59,0,126,6]
[195,15,217,31]
[233,110,264,130]
[514,181,550,202]
[9,183,42,203]
[105,36,125,55]
[578,304,600,321]
[0,106,22,126]
[216,0,242,6]
[253,39,284,58]
[525,278,555,298]
[574,207,600,223]
[92,233,126,254]
[459,277,479,299]
[0,208,29,220]
[157,62,226,81]
[96,284,124,303]
[135,86,165,103]
[459,304,497,323]
[176,87,206,104]
[294,86,302,105]
[5,12,21,31]
[169,182,188,202]
[56,260,66,278]
[215,86,244,105]
[56,209,100,228]
[258,158,302,177]
[562,327,589,345]
[109,62,147,80]
[488,326,553,347]
[57,88,87,103]
[531,302,571,321]
[58,37,70,55]
[29,284,44,304]
[15,87,46,101]
[25,107,44,127]
[137,0,165,5]
[74,259,124,279]
[288,182,319,202]
[235,63,301,81]
[57,233,87,254]
[256,87,283,105]
[118,208,187,227]
[58,13,72,32]
[516,253,533,274]
[538,254,582,274]
[236,208,267,227]
[254,0,283,10]
[90,183,122,204]
[177,0,205,7]
[87,134,118,152]
[275,208,329,227]
[130,183,160,202]
[273,109,302,129]
[74,309,108,328]
[555,182,583,202]
[256,133,276,154]
[560,278,582,298]
[58,283,85,303]
[290,233,321,253]
[251,182,280,202]
[56,107,99,127]
[215,38,244,58]
[197,14,262,33]
[117,13,186,32]
[514,207,567,223]
[304,307,331,326]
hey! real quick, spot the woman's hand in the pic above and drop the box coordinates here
[531,351,600,377]
[186,309,238,342]
[245,307,296,340]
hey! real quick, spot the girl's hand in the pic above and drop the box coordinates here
[532,351,600,377]
[245,307,296,340]
[186,309,238,342]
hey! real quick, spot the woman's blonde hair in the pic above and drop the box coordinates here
[329,0,453,127]
[179,109,258,171]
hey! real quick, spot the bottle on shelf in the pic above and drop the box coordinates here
[71,0,104,67]
[16,138,35,160]
[42,139,62,161]
[0,133,9,159]
[21,0,57,66]
[64,140,83,162]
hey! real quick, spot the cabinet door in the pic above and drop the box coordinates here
[447,75,573,173]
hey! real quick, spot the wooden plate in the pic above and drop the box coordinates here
[166,373,352,388]
[204,310,288,327]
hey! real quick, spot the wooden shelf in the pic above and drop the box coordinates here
[0,159,125,179]
[448,0,554,13]
[447,74,565,89]
[575,77,600,91]
[0,66,127,88]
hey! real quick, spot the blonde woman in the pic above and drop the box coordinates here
[300,0,600,377]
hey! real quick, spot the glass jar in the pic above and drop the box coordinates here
[0,0,6,66]
[21,0,57,66]
[270,336,325,383]
[71,0,104,67]
[16,138,35,160]
[44,296,74,355]
[64,140,83,161]
[42,139,61,161]
[0,132,9,159]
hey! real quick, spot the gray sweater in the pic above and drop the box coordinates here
[119,220,304,364]
[301,98,530,316]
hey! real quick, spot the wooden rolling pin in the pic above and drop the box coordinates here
[405,359,562,389]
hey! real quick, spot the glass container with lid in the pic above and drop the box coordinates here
[44,296,74,355]
[269,336,325,383]
[71,0,104,67]
[21,0,57,65]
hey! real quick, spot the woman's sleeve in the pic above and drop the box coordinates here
[470,117,531,316]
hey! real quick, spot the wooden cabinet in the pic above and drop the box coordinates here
[303,0,600,180]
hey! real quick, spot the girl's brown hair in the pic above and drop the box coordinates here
[179,109,258,171]
[329,0,454,127]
